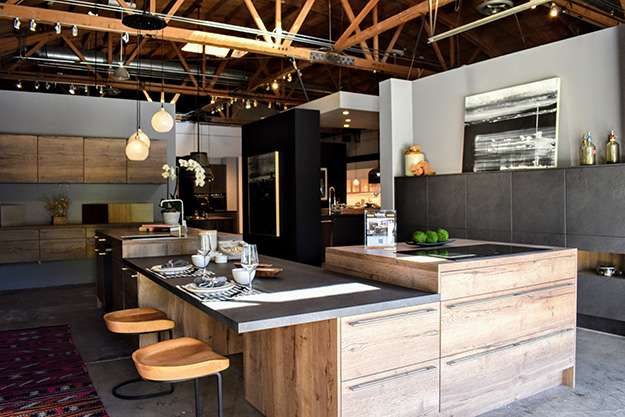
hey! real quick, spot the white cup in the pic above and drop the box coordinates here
[214,254,228,264]
[232,268,255,285]
[191,254,209,268]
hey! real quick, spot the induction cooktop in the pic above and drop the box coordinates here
[397,244,548,260]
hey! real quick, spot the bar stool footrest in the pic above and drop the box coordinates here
[112,377,175,400]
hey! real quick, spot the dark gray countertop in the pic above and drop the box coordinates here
[124,255,439,333]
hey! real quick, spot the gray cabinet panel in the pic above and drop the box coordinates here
[566,165,625,237]
[578,272,625,322]
[394,177,427,241]
[567,234,625,253]
[426,175,466,230]
[467,228,511,243]
[512,170,565,234]
[512,231,565,247]
[467,172,511,233]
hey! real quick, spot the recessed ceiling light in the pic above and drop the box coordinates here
[343,124,350,128]
[271,80,279,91]
[342,110,350,115]
[548,2,560,17]
[345,118,351,122]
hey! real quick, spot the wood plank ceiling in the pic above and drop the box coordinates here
[0,0,621,123]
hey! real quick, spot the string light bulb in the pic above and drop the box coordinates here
[549,3,560,17]
[268,101,272,109]
[45,81,51,90]
[245,100,251,109]
[210,96,215,104]
[253,99,258,108]
[287,73,292,82]
[271,80,279,91]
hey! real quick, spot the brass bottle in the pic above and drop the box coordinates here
[580,132,596,166]
[606,130,620,164]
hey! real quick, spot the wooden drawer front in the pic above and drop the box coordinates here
[441,280,576,358]
[40,227,85,240]
[439,254,576,300]
[341,304,439,381]
[123,242,168,258]
[0,229,39,241]
[0,134,38,182]
[342,360,439,417]
[40,239,86,261]
[0,241,39,263]
[84,138,127,183]
[38,136,84,183]
[441,328,575,417]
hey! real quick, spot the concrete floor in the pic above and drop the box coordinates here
[0,284,623,417]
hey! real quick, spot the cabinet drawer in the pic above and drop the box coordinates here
[0,229,39,241]
[441,328,575,417]
[341,303,439,381]
[439,254,576,300]
[40,227,85,240]
[40,239,86,261]
[0,241,39,263]
[342,359,439,417]
[441,280,576,358]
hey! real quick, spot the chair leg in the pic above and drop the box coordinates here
[215,372,223,417]
[112,377,174,400]
[194,378,203,417]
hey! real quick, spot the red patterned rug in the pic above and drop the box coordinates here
[0,325,109,417]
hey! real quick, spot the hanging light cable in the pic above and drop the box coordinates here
[126,32,150,161]
[151,32,174,132]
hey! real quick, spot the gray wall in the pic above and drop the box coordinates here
[408,26,624,175]
[0,90,176,290]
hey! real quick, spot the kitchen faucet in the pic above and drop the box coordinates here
[328,186,336,213]
[160,198,187,235]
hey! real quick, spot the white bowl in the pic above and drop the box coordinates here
[191,254,209,268]
[232,268,255,285]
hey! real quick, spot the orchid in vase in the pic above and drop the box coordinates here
[161,159,208,211]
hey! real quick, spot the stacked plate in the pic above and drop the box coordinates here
[151,262,194,276]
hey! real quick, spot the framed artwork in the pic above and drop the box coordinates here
[462,78,560,172]
[320,168,328,200]
[247,151,280,237]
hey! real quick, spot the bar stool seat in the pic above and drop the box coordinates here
[133,337,229,417]
[104,307,175,334]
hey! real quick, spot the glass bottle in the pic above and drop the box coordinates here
[606,130,620,164]
[580,132,596,166]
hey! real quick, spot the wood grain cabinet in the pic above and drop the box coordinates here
[0,134,38,183]
[127,140,167,183]
[0,229,39,263]
[38,136,84,183]
[84,138,127,183]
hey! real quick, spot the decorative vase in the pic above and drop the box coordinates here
[163,211,181,225]
[404,145,425,176]
[52,216,67,225]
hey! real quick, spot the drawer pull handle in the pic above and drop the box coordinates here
[97,238,107,242]
[104,248,112,252]
[121,267,130,271]
[97,252,107,256]
[348,365,436,392]
[130,274,139,279]
[347,308,437,327]
[447,282,574,309]
[446,328,574,366]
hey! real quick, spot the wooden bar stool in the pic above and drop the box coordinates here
[103,307,176,400]
[132,337,230,417]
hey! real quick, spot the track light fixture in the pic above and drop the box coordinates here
[245,100,251,109]
[99,85,104,95]
[45,81,51,90]
[71,25,78,37]
[29,19,37,32]
[54,22,62,34]
[210,96,215,104]
[253,100,258,108]
[122,32,130,43]
[35,81,40,90]
[549,2,560,17]
[16,80,22,89]
[84,85,89,94]
[268,101,272,109]
[69,84,75,95]
[13,17,20,30]
[286,73,292,82]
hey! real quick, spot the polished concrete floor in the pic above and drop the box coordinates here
[0,284,623,417]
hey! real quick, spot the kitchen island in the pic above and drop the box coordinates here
[325,240,577,417]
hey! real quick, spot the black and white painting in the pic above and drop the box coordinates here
[462,78,560,172]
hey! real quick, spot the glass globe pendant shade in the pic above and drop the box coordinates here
[125,130,150,161]
[151,106,174,133]
[131,127,151,148]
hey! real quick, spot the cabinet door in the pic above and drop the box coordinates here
[112,258,125,311]
[210,164,227,194]
[40,239,86,261]
[122,267,139,309]
[127,140,167,183]
[38,136,84,183]
[84,138,127,183]
[0,135,38,183]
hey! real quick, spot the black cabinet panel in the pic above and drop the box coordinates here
[394,177,427,241]
[512,169,565,235]
[426,175,466,230]
[567,166,625,237]
[467,172,511,233]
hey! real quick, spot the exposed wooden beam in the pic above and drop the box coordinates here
[107,32,113,64]
[0,32,54,55]
[164,0,186,22]
[275,0,281,45]
[281,0,316,48]
[335,0,379,48]
[337,0,455,51]
[248,61,313,93]
[171,92,181,104]
[381,23,404,63]
[339,0,374,61]
[246,58,270,90]
[553,0,620,27]
[243,0,274,44]
[115,0,130,9]
[143,89,153,101]
[0,3,423,78]
[170,40,198,86]
[124,36,148,66]
[436,13,498,57]
[424,21,447,70]
[61,33,99,75]
[149,0,156,13]
[373,4,379,61]
[201,46,206,87]
[209,59,228,88]
[8,33,56,72]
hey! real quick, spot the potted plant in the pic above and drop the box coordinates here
[161,160,207,225]
[45,194,70,225]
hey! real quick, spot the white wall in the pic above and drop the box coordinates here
[406,26,624,175]
[176,122,241,157]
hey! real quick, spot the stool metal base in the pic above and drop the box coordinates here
[112,377,175,400]
[194,372,223,417]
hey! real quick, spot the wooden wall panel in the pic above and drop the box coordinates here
[38,136,84,183]
[39,238,86,261]
[127,140,167,183]
[0,134,38,183]
[84,138,127,183]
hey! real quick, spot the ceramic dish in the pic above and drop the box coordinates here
[151,263,194,275]
[255,267,284,278]
[405,239,455,248]
[182,281,235,294]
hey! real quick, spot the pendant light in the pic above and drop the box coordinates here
[151,33,174,133]
[126,34,150,161]
[112,34,130,81]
